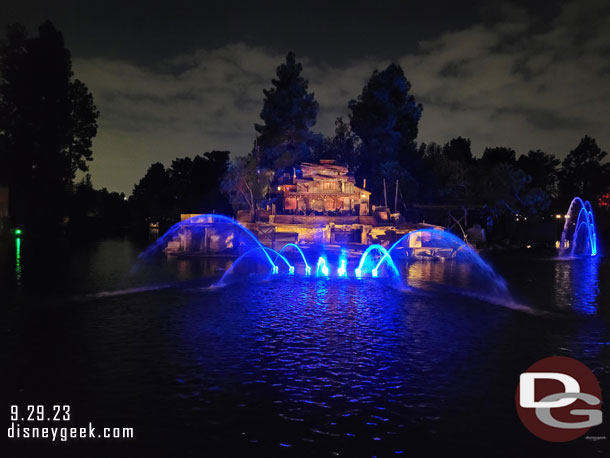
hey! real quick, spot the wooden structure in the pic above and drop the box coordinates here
[276,160,370,215]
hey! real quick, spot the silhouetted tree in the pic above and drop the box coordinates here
[221,155,274,220]
[69,174,129,235]
[130,152,232,224]
[420,142,473,204]
[316,117,361,169]
[168,151,231,215]
[480,147,516,166]
[349,63,422,204]
[0,21,99,230]
[442,137,473,163]
[559,136,610,205]
[130,163,173,224]
[472,163,530,217]
[255,51,319,169]
[517,149,560,199]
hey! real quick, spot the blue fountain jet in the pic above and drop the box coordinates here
[278,243,311,275]
[316,256,330,276]
[560,197,598,257]
[337,257,347,277]
[355,244,399,278]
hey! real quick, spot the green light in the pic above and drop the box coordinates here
[15,235,22,283]
[14,228,22,235]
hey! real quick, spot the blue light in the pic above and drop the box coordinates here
[316,257,330,276]
[278,243,310,275]
[355,244,400,278]
[337,258,347,277]
[559,197,598,257]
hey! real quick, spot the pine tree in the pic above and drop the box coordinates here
[255,51,319,169]
[348,63,422,203]
[559,136,610,204]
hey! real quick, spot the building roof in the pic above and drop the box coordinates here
[300,161,350,178]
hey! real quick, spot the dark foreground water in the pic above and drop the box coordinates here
[4,237,610,457]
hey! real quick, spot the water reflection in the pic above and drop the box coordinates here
[15,236,22,285]
[404,259,505,299]
[5,237,609,456]
[554,257,601,315]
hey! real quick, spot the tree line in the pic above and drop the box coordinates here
[2,23,608,238]
[220,51,609,226]
[0,21,99,234]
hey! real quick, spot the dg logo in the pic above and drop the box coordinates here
[515,356,603,442]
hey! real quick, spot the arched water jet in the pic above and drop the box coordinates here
[371,229,509,298]
[560,197,598,257]
[267,247,294,274]
[355,244,400,278]
[277,243,311,275]
[137,214,278,271]
[216,246,294,286]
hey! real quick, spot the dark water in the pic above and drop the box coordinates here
[4,237,610,457]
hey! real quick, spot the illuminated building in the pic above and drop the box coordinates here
[275,160,370,215]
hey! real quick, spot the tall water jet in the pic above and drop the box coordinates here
[316,256,330,276]
[337,256,347,277]
[560,197,598,257]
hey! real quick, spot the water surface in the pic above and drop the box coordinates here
[4,237,609,456]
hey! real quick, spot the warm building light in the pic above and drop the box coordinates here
[277,186,282,191]
[555,214,562,219]
[361,194,366,198]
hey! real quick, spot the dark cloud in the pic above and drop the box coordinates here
[25,0,607,193]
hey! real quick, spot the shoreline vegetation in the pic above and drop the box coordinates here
[1,23,608,250]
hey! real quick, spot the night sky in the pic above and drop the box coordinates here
[4,0,610,194]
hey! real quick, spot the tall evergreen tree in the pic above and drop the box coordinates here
[348,63,422,204]
[254,51,319,169]
[0,21,99,229]
[559,135,610,205]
